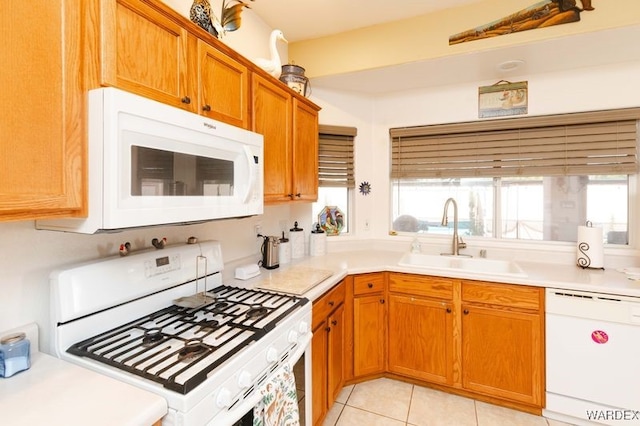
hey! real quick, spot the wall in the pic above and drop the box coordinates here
[0,0,299,351]
[291,0,640,78]
[313,60,640,261]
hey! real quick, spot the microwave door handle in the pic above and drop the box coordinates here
[243,145,257,203]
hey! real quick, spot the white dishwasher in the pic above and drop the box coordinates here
[545,288,640,425]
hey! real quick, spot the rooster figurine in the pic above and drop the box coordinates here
[254,29,288,78]
[190,0,253,39]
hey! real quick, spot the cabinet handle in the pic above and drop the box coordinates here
[367,283,373,288]
[295,193,301,198]
[331,320,337,326]
[325,327,331,332]
[463,309,469,315]
[287,193,294,199]
[446,307,452,313]
[380,299,385,304]
[328,301,335,307]
[181,96,191,104]
[202,104,211,111]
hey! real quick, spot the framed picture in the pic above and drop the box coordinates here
[478,80,528,118]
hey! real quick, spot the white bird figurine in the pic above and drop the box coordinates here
[254,29,288,78]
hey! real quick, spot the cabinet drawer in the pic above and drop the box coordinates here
[312,280,346,328]
[462,281,542,311]
[388,273,453,300]
[353,273,385,295]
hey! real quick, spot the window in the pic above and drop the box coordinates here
[390,109,639,245]
[312,125,356,234]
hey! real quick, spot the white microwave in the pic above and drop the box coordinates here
[38,88,263,233]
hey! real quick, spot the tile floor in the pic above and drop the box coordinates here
[322,378,575,426]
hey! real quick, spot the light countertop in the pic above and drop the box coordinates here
[0,350,167,426]
[225,249,640,302]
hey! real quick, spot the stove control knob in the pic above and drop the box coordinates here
[298,321,309,334]
[216,388,232,408]
[238,370,252,388]
[266,347,279,363]
[288,330,299,344]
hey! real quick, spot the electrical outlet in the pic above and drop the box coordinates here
[364,219,370,231]
[254,223,262,237]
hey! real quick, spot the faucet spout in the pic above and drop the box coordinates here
[441,198,467,256]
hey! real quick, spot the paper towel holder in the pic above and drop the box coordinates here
[577,220,605,270]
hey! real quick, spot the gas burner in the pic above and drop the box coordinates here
[245,304,269,320]
[198,319,219,331]
[141,327,164,346]
[178,339,210,362]
[210,298,229,310]
[181,312,197,321]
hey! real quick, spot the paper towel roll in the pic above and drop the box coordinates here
[577,224,604,269]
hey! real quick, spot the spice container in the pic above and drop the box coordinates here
[0,332,31,378]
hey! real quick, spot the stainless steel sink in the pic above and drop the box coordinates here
[398,252,527,278]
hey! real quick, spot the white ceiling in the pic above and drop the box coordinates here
[248,0,485,42]
[247,1,640,94]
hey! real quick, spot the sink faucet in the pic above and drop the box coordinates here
[441,198,468,256]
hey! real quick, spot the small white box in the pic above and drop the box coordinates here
[235,263,261,280]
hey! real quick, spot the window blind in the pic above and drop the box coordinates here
[319,124,357,187]
[391,109,640,179]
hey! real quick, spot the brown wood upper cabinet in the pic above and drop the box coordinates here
[100,0,194,110]
[252,74,320,203]
[196,40,250,129]
[100,0,250,129]
[0,0,85,221]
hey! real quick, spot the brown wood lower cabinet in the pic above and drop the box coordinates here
[311,280,346,426]
[461,280,544,407]
[352,273,386,377]
[347,272,545,413]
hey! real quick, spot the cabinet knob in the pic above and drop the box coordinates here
[325,327,331,333]
[181,96,191,104]
[202,104,211,111]
[367,283,373,288]
[331,320,338,326]
[287,193,294,199]
[295,193,301,198]
[446,307,452,313]
[380,299,385,304]
[328,301,335,307]
[463,309,469,315]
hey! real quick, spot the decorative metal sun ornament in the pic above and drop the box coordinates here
[359,181,371,196]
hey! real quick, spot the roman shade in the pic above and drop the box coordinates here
[391,108,640,179]
[318,125,357,187]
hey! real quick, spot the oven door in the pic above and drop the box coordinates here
[232,349,311,426]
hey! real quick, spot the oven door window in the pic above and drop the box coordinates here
[131,146,234,197]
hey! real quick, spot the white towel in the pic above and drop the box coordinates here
[252,364,300,426]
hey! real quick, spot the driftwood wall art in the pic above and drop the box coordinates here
[449,0,595,45]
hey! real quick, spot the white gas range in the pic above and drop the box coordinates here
[50,240,312,426]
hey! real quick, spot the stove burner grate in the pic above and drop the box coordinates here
[66,285,309,394]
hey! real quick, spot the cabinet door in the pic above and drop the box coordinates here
[311,320,328,426]
[252,74,292,203]
[0,0,84,220]
[198,41,249,129]
[353,294,385,377]
[327,304,345,403]
[461,304,544,406]
[291,99,319,201]
[100,0,193,110]
[388,294,453,385]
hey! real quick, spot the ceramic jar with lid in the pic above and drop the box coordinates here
[0,332,31,378]
[289,221,305,259]
[309,223,326,256]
